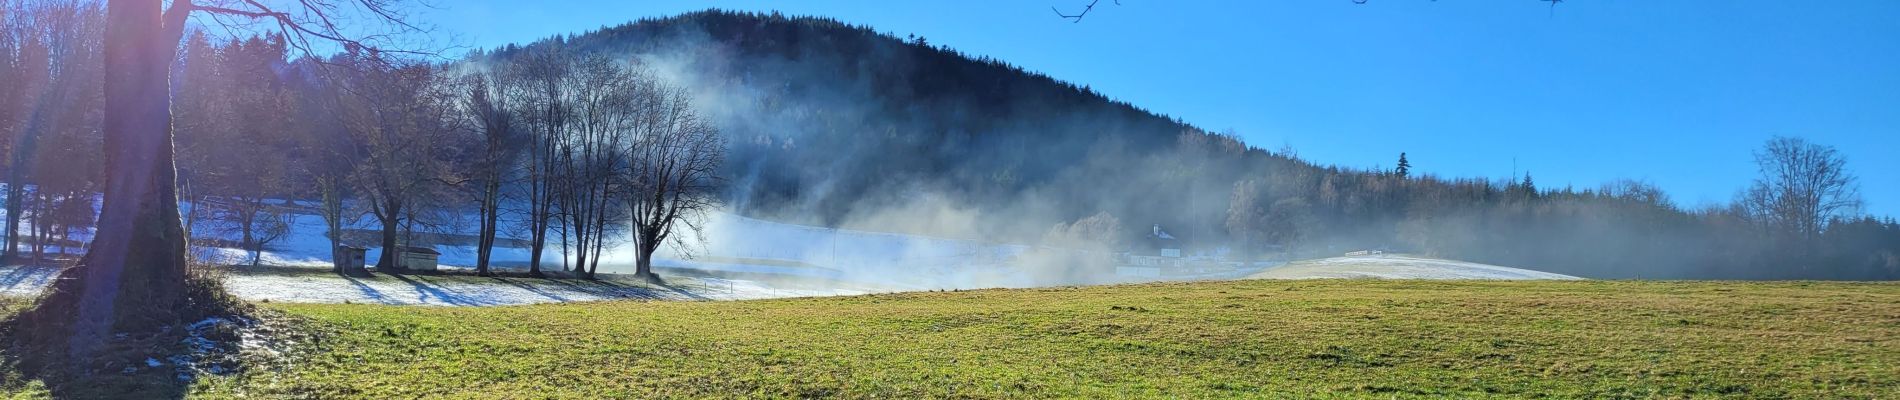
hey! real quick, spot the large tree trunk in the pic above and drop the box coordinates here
[570,214,589,279]
[474,179,498,276]
[527,220,545,276]
[320,179,345,273]
[527,182,548,277]
[60,0,191,359]
[557,219,570,273]
[241,207,257,266]
[635,237,657,281]
[375,210,400,270]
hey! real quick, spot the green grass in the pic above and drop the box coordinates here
[12,280,1900,398]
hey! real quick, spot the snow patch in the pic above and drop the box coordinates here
[1248,255,1582,280]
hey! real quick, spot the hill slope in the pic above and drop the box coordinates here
[469,10,1900,281]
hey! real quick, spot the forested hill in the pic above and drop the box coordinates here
[483,9,1197,229]
[478,9,1900,280]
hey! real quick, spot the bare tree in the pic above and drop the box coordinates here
[1,0,100,264]
[20,0,424,360]
[623,82,723,281]
[513,46,572,277]
[1052,0,1118,23]
[559,55,637,279]
[182,34,298,267]
[457,65,523,276]
[1742,136,1862,246]
[283,55,368,273]
[334,55,461,270]
[173,30,222,243]
[0,1,27,260]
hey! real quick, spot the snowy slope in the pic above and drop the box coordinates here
[0,265,871,305]
[197,208,1044,290]
[1247,255,1582,280]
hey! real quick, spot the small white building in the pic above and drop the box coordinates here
[398,246,441,271]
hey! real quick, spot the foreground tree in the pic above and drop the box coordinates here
[18,0,422,362]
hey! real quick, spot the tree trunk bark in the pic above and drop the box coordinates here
[242,212,256,266]
[475,180,498,276]
[61,0,191,359]
[3,172,25,262]
[635,240,657,281]
[527,174,548,277]
[321,180,344,273]
[570,215,589,279]
[29,204,42,261]
[375,211,400,270]
[558,219,570,273]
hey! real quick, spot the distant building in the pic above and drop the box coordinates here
[385,246,441,272]
[1146,224,1181,258]
[335,245,368,274]
[1118,224,1187,278]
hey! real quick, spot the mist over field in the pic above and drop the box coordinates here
[448,10,1899,281]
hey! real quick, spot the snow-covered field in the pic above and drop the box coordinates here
[0,265,875,305]
[201,209,1042,291]
[0,189,1581,305]
[0,253,1580,306]
[1247,255,1582,280]
[0,265,56,298]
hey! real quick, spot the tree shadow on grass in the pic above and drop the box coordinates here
[652,280,713,301]
[0,266,57,295]
[384,273,496,306]
[338,273,397,305]
[536,277,672,301]
[488,277,572,302]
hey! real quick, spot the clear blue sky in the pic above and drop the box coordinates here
[416,0,1900,217]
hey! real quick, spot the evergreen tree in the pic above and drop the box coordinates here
[1521,172,1537,198]
[1395,152,1410,178]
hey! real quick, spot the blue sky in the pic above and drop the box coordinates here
[413,0,1899,217]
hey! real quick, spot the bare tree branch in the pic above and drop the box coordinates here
[1052,0,1118,23]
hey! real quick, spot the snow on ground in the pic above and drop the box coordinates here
[0,254,1577,306]
[0,265,873,306]
[207,209,1050,291]
[0,265,57,297]
[1247,255,1582,280]
[0,189,1577,305]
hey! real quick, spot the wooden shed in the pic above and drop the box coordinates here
[398,246,441,271]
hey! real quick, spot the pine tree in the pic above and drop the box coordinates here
[1395,153,1410,178]
[1522,172,1537,197]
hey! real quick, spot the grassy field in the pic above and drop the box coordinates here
[7,279,1899,398]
